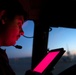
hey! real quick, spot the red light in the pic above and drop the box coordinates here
[33,51,59,73]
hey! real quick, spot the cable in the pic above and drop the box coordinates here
[49,27,52,32]
[13,45,22,49]
[23,27,52,39]
[23,35,33,38]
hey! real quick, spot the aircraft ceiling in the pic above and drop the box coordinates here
[18,0,76,29]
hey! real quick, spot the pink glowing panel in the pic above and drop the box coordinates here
[33,51,59,73]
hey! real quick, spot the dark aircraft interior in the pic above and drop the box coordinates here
[17,0,76,75]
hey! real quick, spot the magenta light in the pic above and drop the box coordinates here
[33,51,59,73]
